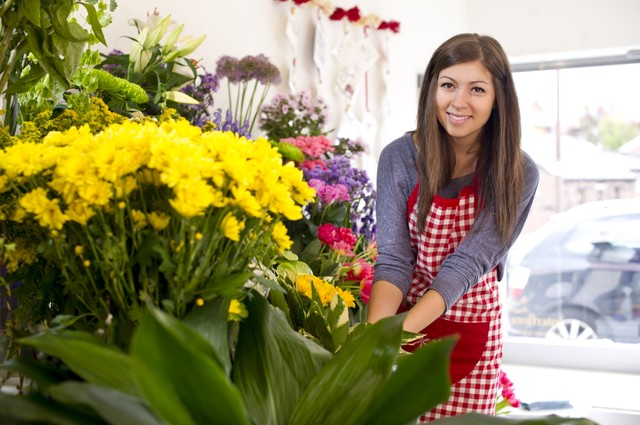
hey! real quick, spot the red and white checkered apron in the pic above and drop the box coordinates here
[402,182,502,422]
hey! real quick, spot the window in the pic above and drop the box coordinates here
[504,53,640,373]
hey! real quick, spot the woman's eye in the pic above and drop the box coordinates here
[440,82,454,89]
[472,87,486,93]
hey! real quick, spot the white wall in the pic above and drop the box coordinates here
[101,0,640,167]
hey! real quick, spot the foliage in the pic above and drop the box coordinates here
[572,107,640,150]
[0,299,456,425]
[0,0,115,132]
[0,111,314,349]
[97,12,206,116]
[215,54,282,134]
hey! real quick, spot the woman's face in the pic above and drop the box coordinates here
[435,60,496,147]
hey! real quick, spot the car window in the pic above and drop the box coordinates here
[562,214,640,256]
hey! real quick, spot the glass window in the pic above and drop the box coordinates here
[504,57,640,371]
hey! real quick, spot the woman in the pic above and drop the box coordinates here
[367,33,539,421]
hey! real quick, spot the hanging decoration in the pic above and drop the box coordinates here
[285,6,302,93]
[275,0,401,33]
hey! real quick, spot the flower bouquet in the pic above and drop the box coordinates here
[0,109,315,349]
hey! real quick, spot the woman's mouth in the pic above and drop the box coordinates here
[447,112,471,124]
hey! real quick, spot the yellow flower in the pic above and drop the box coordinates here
[169,179,216,218]
[194,232,203,241]
[65,201,95,225]
[296,274,355,308]
[74,245,84,255]
[19,188,68,230]
[220,212,245,241]
[272,221,292,252]
[148,211,170,230]
[195,298,205,307]
[77,179,113,206]
[231,186,263,217]
[131,209,147,228]
[228,299,248,322]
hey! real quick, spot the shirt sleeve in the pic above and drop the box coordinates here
[429,152,540,311]
[372,134,418,296]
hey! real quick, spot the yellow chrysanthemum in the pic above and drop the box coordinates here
[272,221,292,252]
[148,211,170,230]
[220,212,245,241]
[296,274,355,308]
[131,209,147,228]
[19,188,68,230]
[65,201,95,225]
[169,179,216,218]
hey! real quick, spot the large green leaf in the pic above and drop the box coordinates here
[130,306,250,425]
[358,337,455,425]
[233,292,332,425]
[0,392,102,425]
[183,296,233,376]
[49,381,162,425]
[286,315,405,425]
[19,330,137,396]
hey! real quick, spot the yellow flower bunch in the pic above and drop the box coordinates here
[296,273,356,308]
[0,116,316,335]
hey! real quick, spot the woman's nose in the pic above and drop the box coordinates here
[451,89,469,109]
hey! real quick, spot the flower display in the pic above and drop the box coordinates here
[0,113,315,346]
[259,91,330,140]
[215,54,282,134]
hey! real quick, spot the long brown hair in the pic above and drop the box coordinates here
[414,33,523,243]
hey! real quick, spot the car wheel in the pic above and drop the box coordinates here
[545,310,599,341]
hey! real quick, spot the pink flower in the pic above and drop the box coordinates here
[301,159,327,170]
[281,135,334,159]
[344,259,374,303]
[498,370,521,408]
[317,223,357,255]
[316,182,350,204]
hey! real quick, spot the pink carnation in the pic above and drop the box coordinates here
[309,180,350,205]
[317,223,357,255]
[281,135,334,159]
[301,159,327,170]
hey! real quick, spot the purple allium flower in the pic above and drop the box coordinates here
[215,55,242,83]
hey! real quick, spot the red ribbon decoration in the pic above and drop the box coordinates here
[329,6,361,22]
[378,20,400,33]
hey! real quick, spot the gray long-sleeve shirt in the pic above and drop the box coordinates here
[372,132,540,310]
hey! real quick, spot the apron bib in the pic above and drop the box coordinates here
[402,182,502,422]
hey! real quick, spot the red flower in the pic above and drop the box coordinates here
[378,20,401,33]
[329,6,361,22]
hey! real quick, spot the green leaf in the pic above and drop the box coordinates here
[24,25,69,87]
[78,2,107,46]
[359,337,455,425]
[50,3,89,42]
[0,392,103,425]
[233,292,332,425]
[49,381,163,425]
[1,357,74,391]
[21,0,42,26]
[183,297,233,376]
[19,330,137,396]
[130,306,250,425]
[286,315,404,425]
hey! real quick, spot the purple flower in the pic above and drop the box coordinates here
[216,54,281,85]
[212,108,251,138]
[305,155,376,241]
[176,68,220,127]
